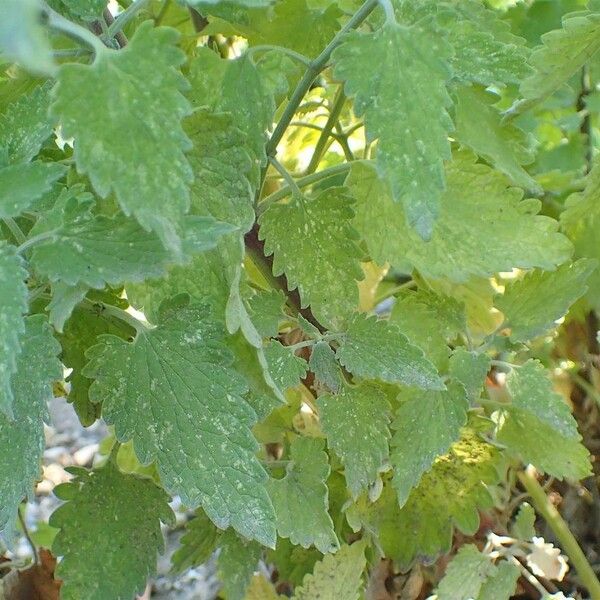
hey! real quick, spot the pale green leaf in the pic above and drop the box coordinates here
[496,259,595,341]
[171,510,221,573]
[449,348,490,402]
[0,0,56,76]
[0,242,28,417]
[454,86,539,191]
[336,313,444,390]
[218,530,262,600]
[478,561,520,600]
[436,544,496,600]
[347,155,572,281]
[0,81,54,164]
[309,341,341,392]
[50,462,174,600]
[47,281,89,333]
[292,541,366,600]
[259,188,363,329]
[333,23,452,239]
[0,162,66,218]
[267,437,339,553]
[246,289,286,339]
[244,574,280,600]
[0,316,61,536]
[497,360,591,479]
[59,0,106,20]
[84,296,276,546]
[264,340,308,393]
[511,502,536,541]
[391,381,468,507]
[318,382,391,497]
[187,0,271,9]
[51,22,192,251]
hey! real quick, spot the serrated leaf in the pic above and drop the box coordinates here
[0,162,66,218]
[171,510,221,573]
[318,382,391,497]
[518,8,600,112]
[496,259,595,341]
[347,424,501,568]
[0,242,28,417]
[292,541,366,600]
[29,191,232,288]
[218,530,262,600]
[50,461,174,600]
[454,86,539,191]
[511,502,536,541]
[309,341,341,392]
[478,561,520,600]
[333,23,452,239]
[246,289,286,338]
[51,22,192,251]
[391,381,468,507]
[347,155,572,281]
[259,188,363,328]
[84,296,276,546]
[336,313,444,390]
[0,316,61,538]
[0,0,56,76]
[0,81,54,164]
[47,281,88,333]
[449,348,490,402]
[436,544,496,600]
[497,360,591,479]
[264,340,308,393]
[267,437,339,553]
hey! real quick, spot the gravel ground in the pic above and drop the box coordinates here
[11,396,220,599]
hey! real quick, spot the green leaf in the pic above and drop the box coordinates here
[518,8,600,112]
[218,530,262,600]
[267,537,322,588]
[511,502,536,541]
[347,155,572,281]
[391,381,468,507]
[336,313,444,390]
[449,348,490,402]
[309,341,341,392]
[47,281,89,333]
[264,340,308,393]
[84,296,276,546]
[267,437,339,553]
[171,510,221,573]
[496,259,595,341]
[59,0,106,20]
[0,316,61,536]
[187,0,271,9]
[292,541,366,600]
[244,574,280,600]
[50,462,174,600]
[0,242,28,417]
[259,188,364,329]
[246,289,286,339]
[436,544,496,600]
[51,22,192,251]
[0,81,54,164]
[30,191,231,288]
[477,561,520,600]
[318,382,391,497]
[454,86,539,192]
[57,300,135,427]
[0,162,66,218]
[497,360,591,480]
[0,0,56,76]
[333,22,452,239]
[347,423,501,568]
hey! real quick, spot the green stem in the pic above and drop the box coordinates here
[42,3,106,55]
[154,0,172,26]
[258,162,353,215]
[518,470,600,600]
[16,230,57,254]
[18,506,38,565]
[268,156,302,198]
[266,0,379,157]
[81,298,149,333]
[305,86,347,174]
[2,218,26,245]
[108,0,152,38]
[490,359,519,371]
[247,45,312,68]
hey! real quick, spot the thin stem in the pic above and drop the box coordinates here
[52,47,93,57]
[378,0,396,23]
[16,230,57,254]
[42,3,106,55]
[82,298,149,333]
[518,470,600,599]
[18,506,38,565]
[305,86,347,174]
[268,156,303,198]
[491,359,519,371]
[266,0,379,157]
[247,45,312,68]
[154,0,173,26]
[571,371,600,406]
[108,0,152,38]
[109,441,122,464]
[103,8,128,48]
[258,162,353,215]
[2,218,26,245]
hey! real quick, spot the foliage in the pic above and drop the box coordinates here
[1,0,600,598]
